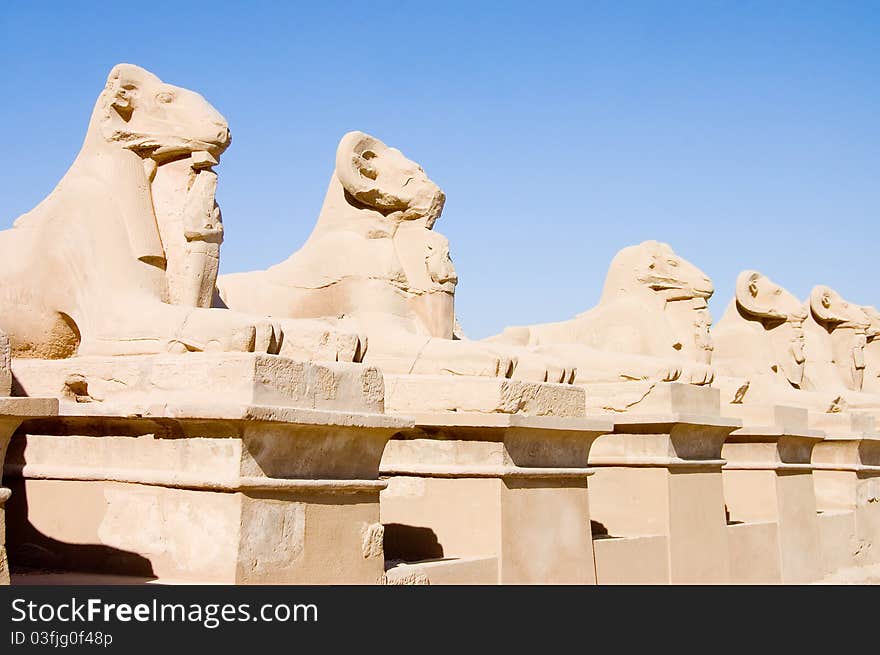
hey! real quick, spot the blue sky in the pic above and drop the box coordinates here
[1,1,877,338]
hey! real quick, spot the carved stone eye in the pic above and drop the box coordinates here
[156,91,174,104]
[667,259,679,267]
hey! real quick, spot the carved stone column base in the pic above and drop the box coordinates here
[0,398,59,585]
[380,413,611,584]
[586,383,740,584]
[721,405,824,583]
[811,428,880,574]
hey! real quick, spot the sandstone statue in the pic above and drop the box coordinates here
[713,270,808,389]
[804,285,869,394]
[217,131,571,382]
[0,64,359,361]
[487,241,715,385]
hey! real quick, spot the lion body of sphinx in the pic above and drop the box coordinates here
[217,132,573,382]
[487,240,716,385]
[0,108,187,357]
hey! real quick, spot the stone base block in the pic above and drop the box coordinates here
[817,510,857,577]
[4,401,406,584]
[727,521,782,584]
[809,411,876,435]
[380,415,611,584]
[12,354,385,415]
[593,535,669,584]
[383,374,585,417]
[723,470,822,583]
[588,465,731,583]
[384,556,498,585]
[720,406,823,584]
[812,435,880,567]
[8,478,383,584]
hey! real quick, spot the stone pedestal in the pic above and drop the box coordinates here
[380,411,611,584]
[586,383,740,584]
[4,354,409,584]
[721,404,824,583]
[0,397,59,585]
[811,422,880,573]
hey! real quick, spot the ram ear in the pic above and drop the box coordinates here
[810,285,846,323]
[735,271,783,320]
[335,131,406,211]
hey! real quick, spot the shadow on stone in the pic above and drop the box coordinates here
[383,523,443,562]
[5,476,156,580]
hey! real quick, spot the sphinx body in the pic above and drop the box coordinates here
[0,64,359,361]
[217,131,570,382]
[487,241,716,385]
[804,285,869,394]
[862,306,880,394]
[800,285,880,411]
[712,271,815,405]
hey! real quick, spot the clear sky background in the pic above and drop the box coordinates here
[1,1,877,338]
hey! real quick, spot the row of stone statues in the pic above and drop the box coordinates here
[1,63,876,412]
[0,64,877,585]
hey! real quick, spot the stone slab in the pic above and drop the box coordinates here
[383,374,585,417]
[384,556,498,585]
[727,521,782,584]
[584,381,722,416]
[12,354,386,415]
[4,399,404,584]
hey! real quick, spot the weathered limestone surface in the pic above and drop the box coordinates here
[12,353,385,416]
[811,427,880,570]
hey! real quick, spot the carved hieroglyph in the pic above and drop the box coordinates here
[488,241,716,385]
[804,285,869,393]
[0,64,359,361]
[217,131,571,382]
